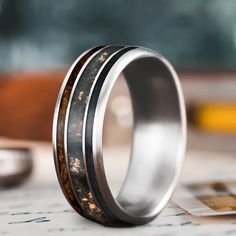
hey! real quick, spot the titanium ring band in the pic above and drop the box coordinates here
[53,45,186,226]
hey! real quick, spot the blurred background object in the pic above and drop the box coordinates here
[0,147,33,187]
[0,0,236,153]
[1,0,236,71]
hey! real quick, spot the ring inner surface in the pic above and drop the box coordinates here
[115,57,183,217]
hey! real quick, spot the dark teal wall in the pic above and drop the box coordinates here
[0,0,236,71]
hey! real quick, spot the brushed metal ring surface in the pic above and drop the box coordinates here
[53,45,186,226]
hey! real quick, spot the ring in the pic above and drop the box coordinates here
[53,45,186,226]
[0,147,33,187]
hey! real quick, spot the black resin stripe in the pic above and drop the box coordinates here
[85,46,137,226]
[66,46,126,225]
[54,46,104,216]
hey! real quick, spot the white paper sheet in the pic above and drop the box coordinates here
[1,142,236,236]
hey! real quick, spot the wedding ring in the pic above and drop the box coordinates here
[0,148,33,187]
[53,45,186,226]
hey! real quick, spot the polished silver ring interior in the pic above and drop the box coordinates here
[53,45,186,226]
